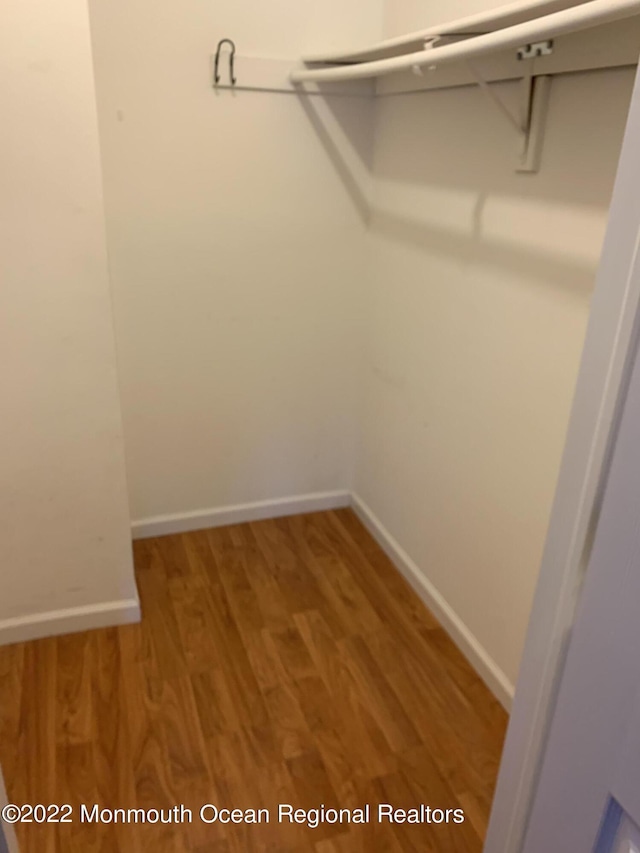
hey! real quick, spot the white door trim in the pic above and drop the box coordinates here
[485,60,640,853]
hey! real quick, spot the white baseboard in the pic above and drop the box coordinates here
[351,494,515,711]
[0,599,141,647]
[131,490,351,540]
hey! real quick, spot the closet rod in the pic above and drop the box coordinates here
[290,0,640,83]
[303,0,585,64]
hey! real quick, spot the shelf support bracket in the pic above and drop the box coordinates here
[467,61,524,136]
[466,61,552,174]
[517,74,552,173]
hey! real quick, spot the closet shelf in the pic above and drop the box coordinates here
[290,0,640,83]
[301,0,586,65]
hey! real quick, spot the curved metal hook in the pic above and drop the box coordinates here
[214,38,236,86]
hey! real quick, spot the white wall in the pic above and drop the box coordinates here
[0,0,138,641]
[355,0,635,698]
[88,0,383,524]
[82,0,634,704]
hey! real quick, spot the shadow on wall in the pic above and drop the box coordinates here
[369,203,596,295]
[370,71,632,205]
[295,89,375,225]
[300,68,635,291]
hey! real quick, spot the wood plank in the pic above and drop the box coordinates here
[0,510,507,852]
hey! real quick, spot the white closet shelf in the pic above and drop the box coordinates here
[302,0,587,64]
[290,0,640,83]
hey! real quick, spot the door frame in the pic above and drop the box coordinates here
[0,765,18,853]
[485,60,640,853]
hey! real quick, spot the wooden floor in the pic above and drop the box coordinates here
[0,509,507,852]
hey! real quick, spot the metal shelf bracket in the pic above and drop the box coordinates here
[467,57,552,174]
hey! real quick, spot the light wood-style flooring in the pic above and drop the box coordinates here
[0,509,507,852]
